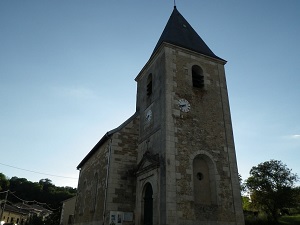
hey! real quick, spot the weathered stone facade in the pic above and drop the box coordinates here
[75,115,139,225]
[74,7,244,225]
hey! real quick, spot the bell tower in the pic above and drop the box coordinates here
[134,6,244,225]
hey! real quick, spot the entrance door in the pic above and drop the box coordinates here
[143,183,153,225]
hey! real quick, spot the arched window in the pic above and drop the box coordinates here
[147,74,152,96]
[193,154,217,205]
[192,65,204,88]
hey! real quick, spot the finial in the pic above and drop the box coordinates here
[174,0,176,8]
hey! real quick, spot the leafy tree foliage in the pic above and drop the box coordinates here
[241,196,252,211]
[239,173,246,193]
[25,214,44,225]
[245,160,298,222]
[44,211,61,225]
[0,173,9,191]
[0,173,77,225]
[6,176,76,209]
[25,211,62,225]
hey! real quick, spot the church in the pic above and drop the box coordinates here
[73,6,244,225]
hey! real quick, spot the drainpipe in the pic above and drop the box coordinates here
[103,134,112,225]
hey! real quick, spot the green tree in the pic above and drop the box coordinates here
[0,173,9,191]
[44,211,61,225]
[25,214,44,225]
[1,173,76,224]
[245,159,298,222]
[9,176,42,203]
[241,196,252,211]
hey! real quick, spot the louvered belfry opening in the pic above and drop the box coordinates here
[147,73,153,96]
[192,65,204,88]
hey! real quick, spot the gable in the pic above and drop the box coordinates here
[77,113,138,169]
[135,151,160,176]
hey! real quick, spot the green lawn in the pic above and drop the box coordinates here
[245,214,300,225]
[279,214,300,225]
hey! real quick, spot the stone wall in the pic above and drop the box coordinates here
[164,45,244,225]
[104,116,139,225]
[74,115,139,225]
[74,138,109,225]
[74,42,244,225]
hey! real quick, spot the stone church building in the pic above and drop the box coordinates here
[74,6,244,225]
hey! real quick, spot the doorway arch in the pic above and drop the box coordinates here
[143,183,153,225]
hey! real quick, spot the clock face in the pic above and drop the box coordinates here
[145,110,152,122]
[178,99,191,112]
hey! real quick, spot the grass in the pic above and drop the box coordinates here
[245,214,300,225]
[279,214,300,225]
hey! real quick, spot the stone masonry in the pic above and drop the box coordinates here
[74,6,244,225]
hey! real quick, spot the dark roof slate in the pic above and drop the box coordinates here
[152,6,225,61]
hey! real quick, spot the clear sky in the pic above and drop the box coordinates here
[1,1,299,188]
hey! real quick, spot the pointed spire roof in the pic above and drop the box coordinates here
[152,6,225,61]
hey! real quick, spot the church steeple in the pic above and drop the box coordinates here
[74,6,244,225]
[152,7,225,61]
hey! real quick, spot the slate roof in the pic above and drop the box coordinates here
[152,6,225,62]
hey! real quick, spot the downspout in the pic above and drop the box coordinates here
[103,133,112,225]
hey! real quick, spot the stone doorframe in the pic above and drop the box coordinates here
[135,171,159,225]
[143,183,153,225]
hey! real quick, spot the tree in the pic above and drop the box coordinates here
[44,211,61,225]
[0,173,9,191]
[9,176,42,203]
[245,159,298,222]
[239,173,246,193]
[25,214,44,225]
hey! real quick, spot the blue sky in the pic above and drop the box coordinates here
[0,1,299,188]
